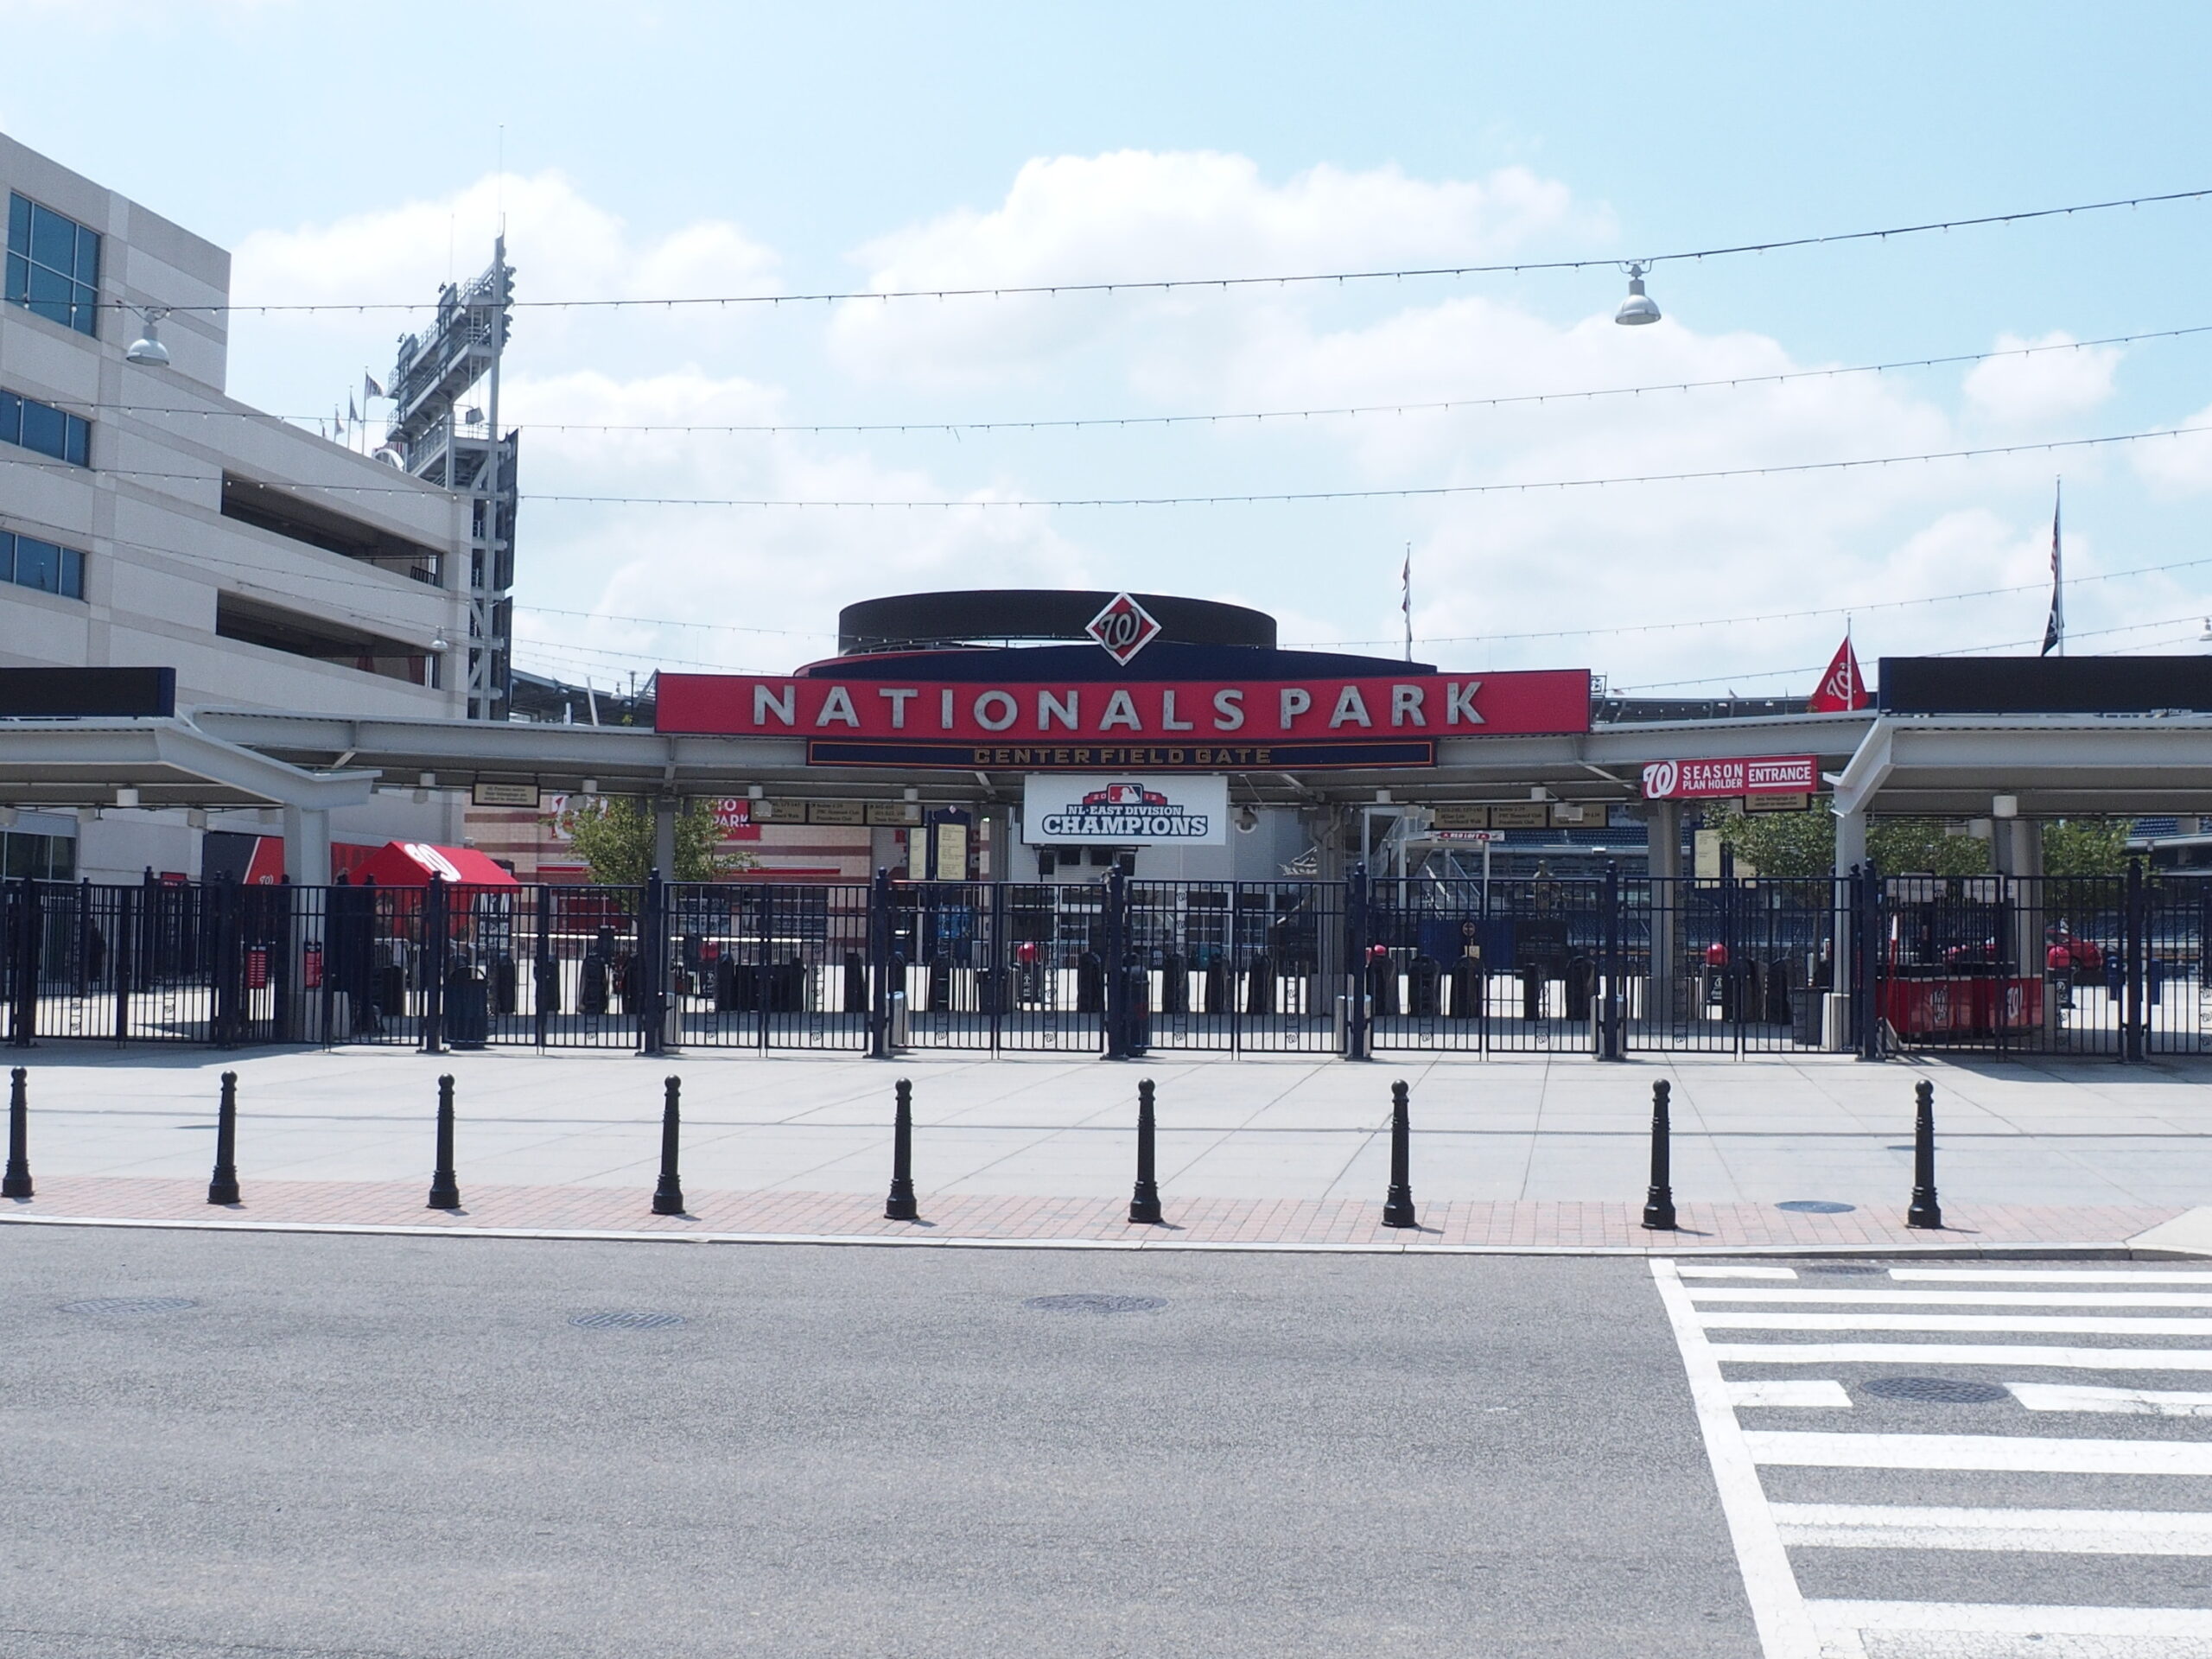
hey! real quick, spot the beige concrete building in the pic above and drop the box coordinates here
[0,133,471,880]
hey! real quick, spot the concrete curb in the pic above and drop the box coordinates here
[3,1211,2203,1260]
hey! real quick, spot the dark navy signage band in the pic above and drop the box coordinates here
[805,739,1442,771]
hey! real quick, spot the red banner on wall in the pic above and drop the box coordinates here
[656,671,1592,745]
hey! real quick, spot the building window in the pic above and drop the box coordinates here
[0,388,90,466]
[6,194,101,336]
[0,830,74,880]
[0,531,85,600]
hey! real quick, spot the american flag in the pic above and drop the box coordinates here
[1400,543,1412,661]
[2041,480,2064,656]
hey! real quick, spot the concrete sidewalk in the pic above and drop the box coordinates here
[0,1046,2204,1252]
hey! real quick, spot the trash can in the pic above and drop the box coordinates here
[445,967,489,1048]
[1789,984,1822,1046]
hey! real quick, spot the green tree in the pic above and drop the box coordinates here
[1866,817,1992,876]
[1706,803,1836,877]
[553,797,750,886]
[1707,805,1996,875]
[2042,817,2133,877]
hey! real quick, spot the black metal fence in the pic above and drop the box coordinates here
[5,864,2205,1062]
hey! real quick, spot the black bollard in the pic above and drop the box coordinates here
[652,1075,685,1216]
[885,1077,918,1221]
[1382,1079,1418,1229]
[1906,1078,1942,1230]
[1642,1079,1677,1230]
[428,1073,461,1211]
[3,1066,30,1200]
[1128,1077,1163,1224]
[207,1070,240,1205]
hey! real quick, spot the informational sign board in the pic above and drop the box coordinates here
[1640,754,1818,800]
[1487,802,1551,829]
[657,670,1592,771]
[1020,774,1229,845]
[1432,804,1494,829]
[471,782,541,808]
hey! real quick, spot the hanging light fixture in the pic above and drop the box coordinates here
[1614,263,1661,327]
[125,307,173,365]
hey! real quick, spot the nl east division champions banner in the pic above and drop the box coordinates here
[1021,775,1228,845]
[655,670,1592,770]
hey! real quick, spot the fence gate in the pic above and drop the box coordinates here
[1864,870,2210,1061]
[669,880,874,1052]
[891,879,1108,1054]
[1128,879,1344,1054]
[1366,873,1619,1056]
[1630,875,1839,1057]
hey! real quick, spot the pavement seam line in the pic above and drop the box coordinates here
[0,1211,2167,1257]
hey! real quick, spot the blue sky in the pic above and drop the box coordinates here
[8,0,2212,692]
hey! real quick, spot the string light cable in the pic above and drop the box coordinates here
[512,552,2212,651]
[96,184,2212,316]
[65,320,2212,440]
[1613,613,2209,692]
[14,415,2212,508]
[65,515,2206,683]
[1294,554,2212,649]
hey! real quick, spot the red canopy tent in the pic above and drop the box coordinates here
[347,841,519,888]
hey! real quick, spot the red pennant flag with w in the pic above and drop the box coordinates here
[1808,635,1870,711]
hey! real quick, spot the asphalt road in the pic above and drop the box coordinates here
[0,1230,1759,1659]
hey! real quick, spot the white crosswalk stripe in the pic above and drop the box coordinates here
[1654,1258,2212,1659]
[2008,1383,2212,1417]
[1732,1380,1855,1410]
[1701,1311,2212,1336]
[1690,1288,2212,1309]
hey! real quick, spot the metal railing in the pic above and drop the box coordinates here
[7,864,2206,1063]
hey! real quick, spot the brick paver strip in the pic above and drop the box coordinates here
[0,1175,2184,1254]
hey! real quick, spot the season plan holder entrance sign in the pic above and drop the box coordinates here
[655,670,1592,770]
[1021,775,1227,845]
[1640,754,1820,799]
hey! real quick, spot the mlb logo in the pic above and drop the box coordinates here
[1082,783,1167,807]
[1086,593,1162,665]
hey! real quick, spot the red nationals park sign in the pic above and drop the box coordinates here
[657,670,1592,770]
[1640,754,1820,800]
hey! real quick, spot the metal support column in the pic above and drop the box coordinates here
[1857,860,1883,1061]
[1645,799,1681,1032]
[1103,867,1129,1059]
[2124,857,2146,1064]
[869,868,893,1059]
[640,868,667,1058]
[419,875,448,1056]
[1600,861,1623,1060]
[1344,862,1370,1060]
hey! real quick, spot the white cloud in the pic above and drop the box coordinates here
[1962,331,2121,426]
[228,168,780,416]
[2133,400,2212,494]
[829,152,1605,386]
[232,168,778,317]
[219,154,2171,696]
